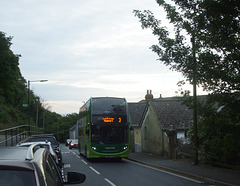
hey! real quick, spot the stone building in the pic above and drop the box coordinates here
[129,90,193,158]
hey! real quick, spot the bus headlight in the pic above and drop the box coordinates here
[92,147,96,151]
[123,146,128,150]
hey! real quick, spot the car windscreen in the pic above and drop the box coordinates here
[0,170,36,186]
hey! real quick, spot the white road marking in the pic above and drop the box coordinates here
[62,152,70,154]
[89,166,100,175]
[81,159,88,165]
[126,159,204,184]
[63,164,71,168]
[104,178,117,186]
[61,168,66,182]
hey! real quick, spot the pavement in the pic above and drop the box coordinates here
[127,152,240,186]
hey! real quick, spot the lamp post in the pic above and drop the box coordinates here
[28,80,48,132]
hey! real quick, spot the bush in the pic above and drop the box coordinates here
[198,116,240,165]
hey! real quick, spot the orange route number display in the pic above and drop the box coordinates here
[102,117,122,123]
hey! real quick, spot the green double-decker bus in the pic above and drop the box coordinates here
[78,97,130,159]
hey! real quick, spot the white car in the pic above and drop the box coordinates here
[0,145,86,185]
[17,141,59,165]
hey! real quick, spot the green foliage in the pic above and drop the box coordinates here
[0,31,79,144]
[133,0,240,94]
[188,93,240,165]
[79,110,88,119]
[0,32,28,126]
[0,32,72,129]
[59,113,79,142]
[0,32,24,105]
[134,1,240,165]
[198,116,240,165]
[44,113,79,143]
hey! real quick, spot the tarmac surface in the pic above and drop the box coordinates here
[127,152,240,186]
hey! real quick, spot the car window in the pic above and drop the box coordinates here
[32,144,50,152]
[40,144,50,150]
[0,170,36,186]
[44,154,62,186]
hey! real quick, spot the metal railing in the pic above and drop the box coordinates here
[0,125,42,146]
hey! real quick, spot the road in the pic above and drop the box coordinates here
[61,144,209,186]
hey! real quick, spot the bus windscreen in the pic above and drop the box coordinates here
[91,98,128,145]
[91,124,128,144]
[91,97,126,115]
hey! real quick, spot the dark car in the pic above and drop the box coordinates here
[0,144,86,185]
[69,139,78,149]
[19,134,62,164]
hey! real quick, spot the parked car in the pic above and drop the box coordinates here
[65,139,72,146]
[69,139,78,149]
[19,134,62,164]
[0,145,86,185]
[17,141,60,166]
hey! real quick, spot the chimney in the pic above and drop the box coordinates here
[160,94,162,98]
[145,89,153,102]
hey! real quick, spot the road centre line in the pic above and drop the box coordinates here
[89,166,100,175]
[77,157,114,185]
[104,178,117,186]
[126,159,204,184]
[81,159,88,165]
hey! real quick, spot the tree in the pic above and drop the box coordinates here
[0,31,79,140]
[134,0,201,164]
[0,32,50,128]
[187,92,240,165]
[133,0,240,164]
[45,113,79,142]
[133,0,240,94]
[195,0,240,93]
[0,32,24,105]
[60,113,79,141]
[0,31,28,126]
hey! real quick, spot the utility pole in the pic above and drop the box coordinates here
[36,97,39,127]
[191,33,199,165]
[28,80,31,135]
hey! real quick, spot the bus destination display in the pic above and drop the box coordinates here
[103,117,122,123]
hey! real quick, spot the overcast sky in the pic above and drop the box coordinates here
[0,0,206,115]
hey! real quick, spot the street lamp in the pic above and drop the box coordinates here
[28,80,48,129]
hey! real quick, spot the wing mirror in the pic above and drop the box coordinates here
[65,172,86,184]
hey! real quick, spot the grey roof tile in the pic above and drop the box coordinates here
[150,98,193,130]
[128,102,146,126]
